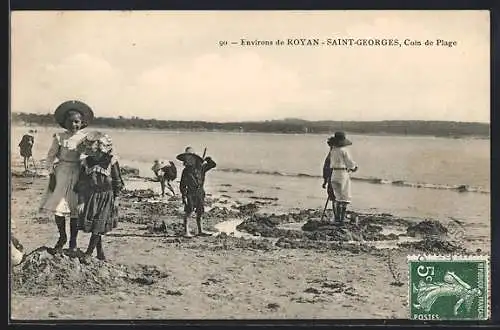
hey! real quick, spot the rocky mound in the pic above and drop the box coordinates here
[354,213,413,227]
[275,237,373,253]
[236,214,399,243]
[204,206,239,220]
[121,188,156,199]
[120,166,140,177]
[11,247,169,296]
[237,203,260,216]
[406,220,448,238]
[302,220,399,241]
[236,214,304,239]
[11,170,47,178]
[398,238,466,253]
[146,220,186,236]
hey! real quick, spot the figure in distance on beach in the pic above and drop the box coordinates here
[18,129,36,172]
[177,147,217,238]
[322,135,337,220]
[324,131,358,224]
[151,159,177,196]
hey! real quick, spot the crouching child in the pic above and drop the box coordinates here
[74,132,124,264]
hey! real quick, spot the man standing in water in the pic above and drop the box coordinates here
[177,147,217,237]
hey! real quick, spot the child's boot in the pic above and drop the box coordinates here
[334,202,342,224]
[53,216,67,252]
[81,234,99,264]
[69,217,79,252]
[339,203,347,224]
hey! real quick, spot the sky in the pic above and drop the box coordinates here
[11,10,490,123]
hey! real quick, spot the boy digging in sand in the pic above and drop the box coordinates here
[151,159,177,196]
[177,147,216,237]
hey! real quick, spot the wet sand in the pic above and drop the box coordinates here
[10,162,473,320]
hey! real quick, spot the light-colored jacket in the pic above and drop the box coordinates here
[329,146,357,171]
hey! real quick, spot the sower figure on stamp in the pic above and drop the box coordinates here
[327,132,358,224]
[177,147,216,238]
[322,136,336,221]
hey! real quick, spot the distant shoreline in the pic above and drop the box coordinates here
[12,123,490,141]
[11,112,490,139]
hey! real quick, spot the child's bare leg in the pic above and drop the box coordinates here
[160,178,166,197]
[53,216,67,251]
[23,157,28,171]
[196,209,211,236]
[167,181,175,195]
[183,213,193,237]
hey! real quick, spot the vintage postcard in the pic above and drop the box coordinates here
[9,10,490,321]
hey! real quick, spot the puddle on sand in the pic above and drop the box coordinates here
[214,219,279,243]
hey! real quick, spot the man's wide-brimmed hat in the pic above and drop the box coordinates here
[328,131,352,147]
[54,100,94,129]
[78,131,113,154]
[176,151,203,164]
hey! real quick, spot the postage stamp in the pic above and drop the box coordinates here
[407,255,489,321]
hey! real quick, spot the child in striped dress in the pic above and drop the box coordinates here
[74,132,124,264]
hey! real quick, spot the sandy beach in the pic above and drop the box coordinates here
[9,158,478,321]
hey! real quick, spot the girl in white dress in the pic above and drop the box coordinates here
[327,131,358,224]
[39,100,94,253]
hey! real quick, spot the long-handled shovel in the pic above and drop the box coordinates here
[320,195,330,222]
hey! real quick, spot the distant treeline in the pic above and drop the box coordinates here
[11,112,490,138]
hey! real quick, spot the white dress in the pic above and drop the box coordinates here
[329,146,357,203]
[39,129,87,217]
[10,218,23,266]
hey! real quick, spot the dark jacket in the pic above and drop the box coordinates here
[74,155,125,201]
[19,134,34,148]
[322,151,335,200]
[323,151,332,183]
[180,157,216,197]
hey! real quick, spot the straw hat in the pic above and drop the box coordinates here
[54,100,94,129]
[328,131,352,147]
[176,150,203,164]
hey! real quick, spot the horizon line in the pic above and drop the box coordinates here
[11,112,490,125]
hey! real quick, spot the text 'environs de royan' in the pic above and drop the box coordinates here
[235,38,458,47]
